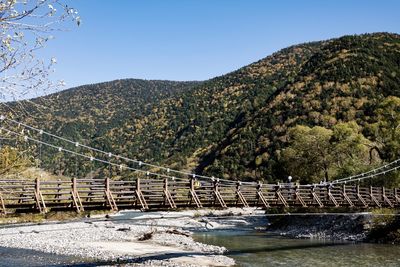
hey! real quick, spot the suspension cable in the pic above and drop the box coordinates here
[1,115,246,184]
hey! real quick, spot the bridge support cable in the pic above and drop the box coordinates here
[4,115,400,188]
[1,116,251,186]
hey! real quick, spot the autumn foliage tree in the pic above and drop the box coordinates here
[282,122,375,183]
[0,0,79,101]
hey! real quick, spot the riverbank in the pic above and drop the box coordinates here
[0,208,265,266]
[267,211,400,244]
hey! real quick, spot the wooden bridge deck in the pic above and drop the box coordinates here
[0,177,399,214]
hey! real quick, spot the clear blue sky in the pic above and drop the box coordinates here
[41,0,400,92]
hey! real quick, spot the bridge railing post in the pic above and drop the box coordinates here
[34,178,46,213]
[163,178,176,209]
[71,177,83,212]
[135,177,148,210]
[137,177,141,192]
[235,181,240,205]
[235,181,248,207]
[394,188,400,204]
[213,178,227,208]
[163,177,167,206]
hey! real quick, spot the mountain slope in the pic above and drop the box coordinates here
[2,32,400,183]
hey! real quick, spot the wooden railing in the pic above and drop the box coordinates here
[0,178,399,214]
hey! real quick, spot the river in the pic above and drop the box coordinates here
[194,229,400,267]
[1,210,399,266]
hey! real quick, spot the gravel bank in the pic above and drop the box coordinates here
[267,214,373,241]
[0,208,265,266]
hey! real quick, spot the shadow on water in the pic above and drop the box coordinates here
[48,242,352,267]
[48,251,217,267]
[225,241,351,256]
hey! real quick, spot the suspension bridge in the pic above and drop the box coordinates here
[0,115,399,215]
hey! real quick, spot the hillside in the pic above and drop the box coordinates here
[1,32,400,185]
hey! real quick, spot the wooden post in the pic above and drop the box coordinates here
[235,181,240,206]
[163,178,176,209]
[213,179,227,208]
[135,177,148,210]
[34,178,46,213]
[394,188,400,205]
[189,177,202,208]
[369,186,381,207]
[104,178,117,211]
[311,185,323,208]
[275,184,289,207]
[236,181,249,208]
[382,186,394,208]
[163,178,168,206]
[356,184,367,208]
[327,184,338,207]
[0,193,6,215]
[295,185,307,207]
[342,184,354,207]
[256,182,269,208]
[71,178,84,212]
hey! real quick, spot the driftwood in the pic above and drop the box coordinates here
[166,228,190,237]
[138,230,155,241]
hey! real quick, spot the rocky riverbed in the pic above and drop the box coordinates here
[0,208,265,266]
[266,212,400,243]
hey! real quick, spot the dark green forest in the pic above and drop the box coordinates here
[1,32,400,186]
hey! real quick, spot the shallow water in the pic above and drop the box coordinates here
[193,230,400,267]
[0,246,90,267]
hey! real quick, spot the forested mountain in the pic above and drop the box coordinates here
[2,32,400,185]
